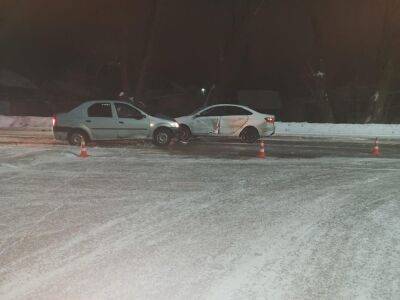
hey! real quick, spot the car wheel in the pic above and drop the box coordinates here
[68,130,89,146]
[179,125,192,142]
[240,127,260,144]
[153,128,172,146]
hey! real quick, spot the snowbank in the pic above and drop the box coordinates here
[0,115,52,129]
[275,122,400,139]
[1,115,400,139]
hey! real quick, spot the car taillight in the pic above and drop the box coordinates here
[265,116,275,124]
[52,116,56,127]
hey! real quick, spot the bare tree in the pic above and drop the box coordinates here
[135,0,163,101]
[0,1,25,58]
[304,0,335,122]
[366,0,400,123]
[114,0,133,99]
[210,0,267,103]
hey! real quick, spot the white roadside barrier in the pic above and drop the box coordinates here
[0,115,52,130]
[275,122,400,139]
[1,115,400,139]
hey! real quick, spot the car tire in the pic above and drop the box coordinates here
[153,127,172,146]
[240,126,260,144]
[68,130,89,146]
[178,125,192,142]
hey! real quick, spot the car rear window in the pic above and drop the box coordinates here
[199,106,225,117]
[222,106,252,116]
[87,103,112,118]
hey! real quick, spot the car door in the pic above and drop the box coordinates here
[220,106,251,136]
[85,102,118,140]
[114,102,149,139]
[191,106,224,136]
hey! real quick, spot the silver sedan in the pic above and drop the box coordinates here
[53,100,180,146]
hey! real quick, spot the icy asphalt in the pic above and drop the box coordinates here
[0,133,400,299]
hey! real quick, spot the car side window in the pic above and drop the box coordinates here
[87,103,113,118]
[115,103,143,119]
[198,107,224,117]
[222,106,252,116]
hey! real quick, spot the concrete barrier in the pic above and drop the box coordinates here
[0,115,52,130]
[1,115,400,139]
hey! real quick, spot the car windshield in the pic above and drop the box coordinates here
[125,100,148,114]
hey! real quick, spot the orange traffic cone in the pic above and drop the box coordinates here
[257,140,266,159]
[371,137,380,156]
[80,140,89,158]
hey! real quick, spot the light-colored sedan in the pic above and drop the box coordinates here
[53,100,180,146]
[176,104,275,143]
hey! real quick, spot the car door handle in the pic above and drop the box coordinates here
[119,121,124,124]
[85,120,91,123]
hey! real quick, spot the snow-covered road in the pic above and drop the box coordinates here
[1,145,400,299]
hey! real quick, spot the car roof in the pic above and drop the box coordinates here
[80,100,140,107]
[83,100,120,104]
[202,104,255,111]
[210,103,247,107]
[76,100,145,112]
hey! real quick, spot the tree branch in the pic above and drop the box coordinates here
[253,0,266,16]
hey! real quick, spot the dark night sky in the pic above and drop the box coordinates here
[1,1,400,120]
[1,1,393,82]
